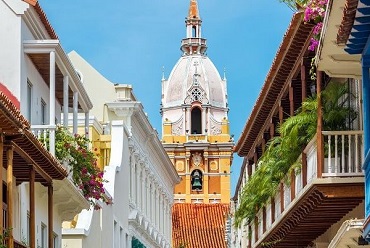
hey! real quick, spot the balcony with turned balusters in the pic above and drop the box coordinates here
[249,130,364,247]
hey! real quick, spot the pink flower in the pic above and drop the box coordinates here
[313,22,323,35]
[309,38,319,51]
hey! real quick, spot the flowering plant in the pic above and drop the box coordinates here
[55,126,112,209]
[304,0,328,51]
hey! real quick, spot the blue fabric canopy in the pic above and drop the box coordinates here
[345,0,370,55]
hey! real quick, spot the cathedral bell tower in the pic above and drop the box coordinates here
[161,0,233,204]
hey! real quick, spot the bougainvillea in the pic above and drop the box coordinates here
[304,0,328,51]
[55,126,112,209]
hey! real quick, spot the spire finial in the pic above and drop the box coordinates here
[162,66,165,81]
[188,0,200,19]
[223,67,227,81]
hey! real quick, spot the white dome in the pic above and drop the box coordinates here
[163,55,226,108]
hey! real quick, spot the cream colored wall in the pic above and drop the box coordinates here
[68,51,116,121]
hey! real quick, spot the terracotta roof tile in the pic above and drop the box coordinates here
[0,90,67,181]
[34,2,58,39]
[22,0,38,6]
[21,1,58,39]
[172,203,229,248]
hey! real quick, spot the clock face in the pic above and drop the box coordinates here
[192,153,202,166]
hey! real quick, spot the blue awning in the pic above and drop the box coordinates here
[345,0,370,55]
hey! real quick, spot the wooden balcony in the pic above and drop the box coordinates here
[250,130,364,247]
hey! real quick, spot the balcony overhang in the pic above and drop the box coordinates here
[328,219,369,248]
[317,0,362,78]
[0,91,67,184]
[257,179,364,248]
[23,40,93,112]
[53,178,90,221]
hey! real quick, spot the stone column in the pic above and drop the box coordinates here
[137,164,142,209]
[126,233,132,248]
[182,107,186,134]
[129,155,132,202]
[201,107,206,134]
[49,51,56,156]
[73,91,78,135]
[186,107,191,132]
[151,182,155,222]
[63,75,69,127]
[85,111,89,138]
[141,167,146,213]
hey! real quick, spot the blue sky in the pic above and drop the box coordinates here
[39,0,293,195]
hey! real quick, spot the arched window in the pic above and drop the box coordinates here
[191,107,202,134]
[192,26,197,37]
[191,169,203,191]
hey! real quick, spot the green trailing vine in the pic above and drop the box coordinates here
[234,82,357,227]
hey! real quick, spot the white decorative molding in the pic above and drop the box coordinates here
[4,0,29,15]
[184,84,209,104]
[210,116,222,135]
[171,116,184,135]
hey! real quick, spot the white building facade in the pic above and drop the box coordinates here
[62,53,179,248]
[0,0,93,247]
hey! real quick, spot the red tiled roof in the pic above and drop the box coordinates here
[0,83,20,109]
[22,0,58,39]
[22,0,37,6]
[0,91,67,182]
[33,2,58,39]
[172,203,229,248]
[34,2,58,39]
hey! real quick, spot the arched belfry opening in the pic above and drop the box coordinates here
[192,26,197,37]
[191,169,203,191]
[191,107,202,134]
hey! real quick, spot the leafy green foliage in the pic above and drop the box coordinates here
[0,228,12,248]
[322,82,357,131]
[54,126,112,208]
[279,0,308,10]
[38,126,113,209]
[234,82,356,227]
